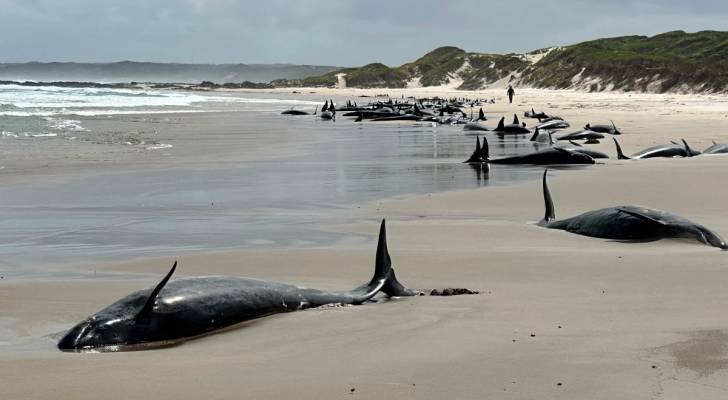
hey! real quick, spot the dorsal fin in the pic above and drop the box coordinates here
[681,139,697,157]
[513,114,520,125]
[538,169,555,226]
[613,138,630,160]
[137,262,177,320]
[529,127,540,142]
[496,117,505,131]
[713,140,717,145]
[464,137,482,163]
[569,140,582,147]
[481,137,490,160]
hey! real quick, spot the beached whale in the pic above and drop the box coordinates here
[524,108,549,119]
[463,121,489,131]
[57,220,417,351]
[585,121,621,135]
[371,114,421,122]
[464,137,595,165]
[537,170,727,249]
[492,116,530,134]
[613,138,699,159]
[281,109,310,116]
[557,130,605,144]
[557,141,609,159]
[536,118,570,130]
[704,141,728,154]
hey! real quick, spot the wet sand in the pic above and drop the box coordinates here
[2,88,728,399]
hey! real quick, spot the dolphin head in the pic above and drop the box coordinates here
[693,225,728,250]
[58,312,139,351]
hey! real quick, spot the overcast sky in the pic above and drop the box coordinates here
[1,0,726,66]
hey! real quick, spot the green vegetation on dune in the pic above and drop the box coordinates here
[458,53,529,90]
[399,46,467,86]
[520,30,728,92]
[296,46,527,89]
[286,31,728,93]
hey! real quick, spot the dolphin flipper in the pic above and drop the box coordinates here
[615,208,668,226]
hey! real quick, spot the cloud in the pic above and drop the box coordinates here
[0,0,726,65]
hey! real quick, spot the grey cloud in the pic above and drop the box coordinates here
[0,0,726,65]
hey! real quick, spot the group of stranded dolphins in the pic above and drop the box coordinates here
[58,98,728,352]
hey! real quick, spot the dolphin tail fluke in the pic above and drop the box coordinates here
[613,138,630,160]
[538,170,556,226]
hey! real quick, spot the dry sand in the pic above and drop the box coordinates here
[2,88,728,399]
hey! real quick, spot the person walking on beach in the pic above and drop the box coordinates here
[507,85,515,104]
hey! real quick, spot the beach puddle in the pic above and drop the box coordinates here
[655,330,728,376]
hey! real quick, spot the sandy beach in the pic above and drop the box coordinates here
[2,87,728,399]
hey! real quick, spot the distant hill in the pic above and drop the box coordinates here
[280,46,528,90]
[0,62,340,83]
[291,30,728,94]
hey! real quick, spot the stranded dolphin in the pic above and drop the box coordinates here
[704,141,728,154]
[493,116,530,134]
[537,170,727,250]
[58,220,417,351]
[613,138,699,159]
[464,137,595,165]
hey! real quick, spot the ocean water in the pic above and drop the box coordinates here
[0,85,574,278]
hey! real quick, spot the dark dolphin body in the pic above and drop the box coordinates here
[704,141,728,154]
[58,221,417,351]
[463,121,489,132]
[463,137,595,165]
[281,109,310,116]
[524,108,549,119]
[529,127,553,143]
[371,114,421,122]
[492,116,530,134]
[585,121,621,135]
[536,118,570,130]
[556,141,609,159]
[343,110,396,118]
[557,130,605,143]
[537,170,727,249]
[613,138,699,160]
